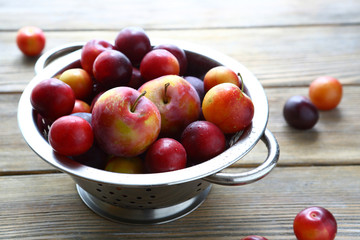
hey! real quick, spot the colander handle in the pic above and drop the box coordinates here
[34,42,85,74]
[204,129,279,186]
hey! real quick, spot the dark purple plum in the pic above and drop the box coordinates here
[93,50,132,89]
[115,27,151,67]
[184,76,205,101]
[283,95,319,130]
[70,142,109,170]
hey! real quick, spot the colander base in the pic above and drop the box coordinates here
[76,184,212,224]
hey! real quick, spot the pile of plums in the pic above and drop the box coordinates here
[30,27,255,174]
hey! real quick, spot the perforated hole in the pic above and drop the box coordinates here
[196,182,203,192]
[91,181,209,209]
[98,187,155,208]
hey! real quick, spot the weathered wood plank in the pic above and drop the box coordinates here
[1,26,360,93]
[1,1,359,239]
[1,0,360,30]
[2,85,359,172]
[1,166,359,239]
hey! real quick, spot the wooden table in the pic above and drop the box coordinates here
[1,0,360,239]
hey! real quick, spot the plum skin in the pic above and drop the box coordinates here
[283,95,319,130]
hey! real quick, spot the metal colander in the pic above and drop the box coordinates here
[18,40,279,224]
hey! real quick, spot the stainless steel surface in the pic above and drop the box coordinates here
[204,129,279,185]
[76,184,212,224]
[34,42,84,75]
[18,41,279,224]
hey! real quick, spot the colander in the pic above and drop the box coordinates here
[18,40,280,224]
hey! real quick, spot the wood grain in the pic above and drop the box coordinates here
[2,26,360,92]
[1,0,360,238]
[1,166,360,239]
[1,0,360,31]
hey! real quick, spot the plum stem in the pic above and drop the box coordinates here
[131,91,146,112]
[163,82,170,104]
[238,72,244,92]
